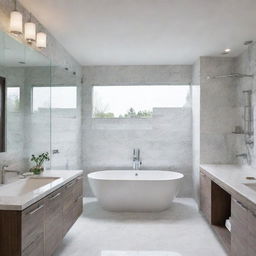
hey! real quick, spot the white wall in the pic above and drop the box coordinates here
[82,65,193,196]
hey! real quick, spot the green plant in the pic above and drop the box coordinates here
[31,152,50,168]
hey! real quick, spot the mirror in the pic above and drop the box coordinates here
[0,31,51,163]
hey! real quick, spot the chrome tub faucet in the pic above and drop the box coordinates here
[132,148,142,170]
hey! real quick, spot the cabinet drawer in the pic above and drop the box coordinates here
[231,199,248,222]
[200,171,211,222]
[22,233,44,256]
[45,187,63,224]
[248,210,256,255]
[231,236,247,256]
[45,188,63,256]
[45,218,63,256]
[21,199,45,250]
[73,195,83,221]
[231,199,248,256]
[74,176,83,198]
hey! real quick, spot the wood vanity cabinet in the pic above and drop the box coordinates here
[0,175,84,256]
[231,199,256,256]
[44,187,63,256]
[200,168,256,256]
[248,210,256,255]
[63,175,83,236]
[200,170,211,223]
[21,198,45,256]
[231,199,248,256]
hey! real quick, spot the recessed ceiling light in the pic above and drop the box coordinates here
[222,48,231,55]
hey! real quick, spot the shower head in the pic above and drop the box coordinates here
[207,73,254,80]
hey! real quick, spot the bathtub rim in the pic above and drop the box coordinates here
[87,170,184,181]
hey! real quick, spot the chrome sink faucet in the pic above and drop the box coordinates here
[1,165,21,184]
[132,148,142,170]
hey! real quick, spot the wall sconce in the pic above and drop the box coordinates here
[36,32,47,48]
[25,14,36,43]
[10,1,23,35]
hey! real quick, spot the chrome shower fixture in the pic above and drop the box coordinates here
[206,73,254,80]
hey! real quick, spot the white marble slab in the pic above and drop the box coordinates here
[200,164,256,211]
[0,170,83,211]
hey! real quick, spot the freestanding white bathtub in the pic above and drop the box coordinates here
[88,170,184,212]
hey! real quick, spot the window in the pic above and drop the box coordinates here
[33,86,77,112]
[7,87,20,112]
[92,85,190,118]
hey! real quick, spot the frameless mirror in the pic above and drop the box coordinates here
[0,31,51,162]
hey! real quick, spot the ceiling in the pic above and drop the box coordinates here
[19,0,256,66]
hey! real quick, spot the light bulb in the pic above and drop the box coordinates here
[36,32,47,48]
[10,11,23,35]
[25,22,36,43]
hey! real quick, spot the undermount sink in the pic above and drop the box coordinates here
[244,183,256,192]
[0,177,60,197]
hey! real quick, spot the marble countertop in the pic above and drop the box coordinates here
[0,170,83,211]
[200,164,256,212]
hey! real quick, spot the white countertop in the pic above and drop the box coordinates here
[200,164,256,211]
[0,170,83,211]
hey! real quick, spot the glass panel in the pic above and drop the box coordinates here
[32,87,51,112]
[7,87,20,112]
[93,85,190,118]
[0,30,51,169]
[50,66,80,170]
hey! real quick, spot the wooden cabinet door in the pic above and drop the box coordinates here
[63,179,76,236]
[73,176,83,221]
[22,233,44,256]
[21,199,45,254]
[44,187,63,256]
[200,169,211,223]
[231,199,248,256]
[248,210,256,256]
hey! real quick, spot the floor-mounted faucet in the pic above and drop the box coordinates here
[132,148,142,170]
[1,165,21,184]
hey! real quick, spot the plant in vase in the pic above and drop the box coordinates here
[30,152,50,175]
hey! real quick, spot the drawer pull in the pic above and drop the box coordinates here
[66,181,75,188]
[234,199,247,210]
[200,172,206,177]
[28,204,44,215]
[49,192,61,200]
[76,176,83,181]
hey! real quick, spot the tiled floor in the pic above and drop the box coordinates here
[54,198,227,256]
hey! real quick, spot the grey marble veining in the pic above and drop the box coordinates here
[82,65,193,197]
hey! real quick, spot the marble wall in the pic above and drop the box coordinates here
[0,0,82,171]
[234,42,256,166]
[200,57,237,164]
[82,65,193,196]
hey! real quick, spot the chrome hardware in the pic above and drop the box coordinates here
[28,204,44,215]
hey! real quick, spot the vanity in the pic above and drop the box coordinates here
[0,170,83,256]
[200,165,256,256]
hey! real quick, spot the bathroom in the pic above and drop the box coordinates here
[0,0,256,255]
